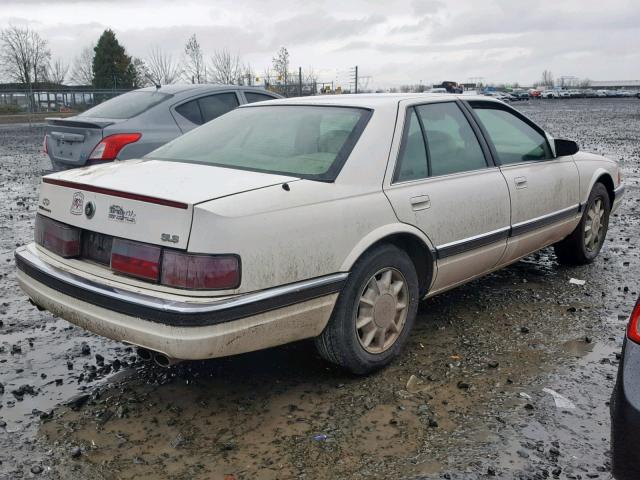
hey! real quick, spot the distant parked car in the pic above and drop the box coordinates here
[596,90,608,97]
[512,91,530,100]
[529,89,542,98]
[44,85,282,170]
[611,297,640,480]
[541,90,558,99]
[483,91,511,102]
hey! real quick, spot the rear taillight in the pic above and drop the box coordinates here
[161,251,240,290]
[110,238,161,281]
[43,135,48,154]
[88,133,141,161]
[35,214,81,258]
[626,298,640,344]
[34,217,241,290]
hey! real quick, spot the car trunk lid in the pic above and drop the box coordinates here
[38,159,298,250]
[45,117,119,166]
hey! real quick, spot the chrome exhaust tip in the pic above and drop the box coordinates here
[136,347,153,362]
[153,353,178,368]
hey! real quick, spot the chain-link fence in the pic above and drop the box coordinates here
[0,84,132,115]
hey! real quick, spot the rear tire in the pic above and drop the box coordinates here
[554,182,610,265]
[315,244,419,375]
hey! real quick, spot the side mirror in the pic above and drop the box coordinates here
[554,138,579,156]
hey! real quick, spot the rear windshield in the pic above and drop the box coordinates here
[147,105,371,181]
[79,91,172,119]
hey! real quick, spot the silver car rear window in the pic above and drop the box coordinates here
[79,91,172,119]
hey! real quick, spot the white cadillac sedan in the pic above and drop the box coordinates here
[15,94,624,374]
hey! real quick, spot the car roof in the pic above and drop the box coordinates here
[240,93,499,109]
[135,84,276,95]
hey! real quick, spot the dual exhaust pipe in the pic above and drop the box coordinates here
[136,347,180,368]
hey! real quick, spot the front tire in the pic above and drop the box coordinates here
[554,182,610,265]
[315,244,419,375]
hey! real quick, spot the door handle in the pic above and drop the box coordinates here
[514,176,528,189]
[410,195,431,211]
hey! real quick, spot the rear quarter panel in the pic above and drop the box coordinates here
[189,182,402,293]
[111,107,182,160]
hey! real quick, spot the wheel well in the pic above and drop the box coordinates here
[596,174,615,206]
[360,233,434,297]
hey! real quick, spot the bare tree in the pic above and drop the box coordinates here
[240,63,254,86]
[70,45,94,85]
[0,25,51,86]
[131,57,152,88]
[303,66,318,84]
[210,49,242,85]
[271,47,290,85]
[184,34,205,84]
[47,58,68,85]
[541,69,554,88]
[261,65,272,86]
[0,25,51,111]
[145,46,182,85]
[579,78,592,89]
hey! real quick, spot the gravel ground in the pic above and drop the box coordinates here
[0,98,638,479]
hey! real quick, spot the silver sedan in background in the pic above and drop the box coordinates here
[44,84,281,170]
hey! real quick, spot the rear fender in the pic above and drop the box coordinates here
[340,223,437,289]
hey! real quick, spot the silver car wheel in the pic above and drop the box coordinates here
[584,197,605,252]
[355,268,409,354]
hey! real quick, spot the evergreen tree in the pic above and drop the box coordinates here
[92,29,135,88]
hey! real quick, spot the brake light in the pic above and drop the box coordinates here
[43,135,48,154]
[88,133,141,161]
[161,251,240,290]
[110,238,161,281]
[626,298,640,344]
[35,214,80,258]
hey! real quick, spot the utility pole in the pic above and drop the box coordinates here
[298,66,302,96]
[354,65,358,94]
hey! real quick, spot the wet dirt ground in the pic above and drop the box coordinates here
[0,98,638,479]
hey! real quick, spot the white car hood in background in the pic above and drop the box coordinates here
[47,159,298,205]
[39,159,298,249]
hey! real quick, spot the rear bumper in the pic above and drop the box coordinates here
[611,338,640,480]
[15,245,344,359]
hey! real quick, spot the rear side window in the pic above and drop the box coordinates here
[245,92,277,103]
[472,106,552,164]
[199,93,239,123]
[175,99,202,125]
[394,110,428,182]
[416,102,486,176]
[79,91,171,119]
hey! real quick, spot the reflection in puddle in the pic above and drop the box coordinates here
[561,338,595,357]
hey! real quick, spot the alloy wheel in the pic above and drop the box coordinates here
[355,268,409,354]
[584,197,605,252]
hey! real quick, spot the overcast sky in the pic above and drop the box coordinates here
[2,0,639,88]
